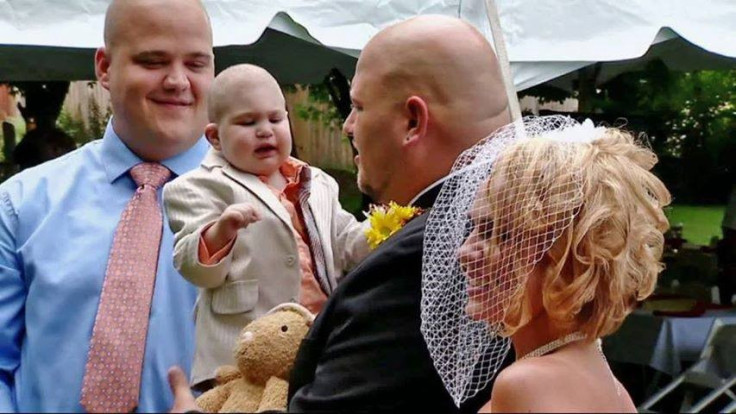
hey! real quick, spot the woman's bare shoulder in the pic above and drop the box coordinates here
[488,356,637,413]
[489,359,561,412]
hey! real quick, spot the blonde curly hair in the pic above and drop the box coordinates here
[487,128,672,339]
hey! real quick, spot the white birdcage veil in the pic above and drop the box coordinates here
[421,115,606,406]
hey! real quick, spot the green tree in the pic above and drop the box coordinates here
[523,62,736,203]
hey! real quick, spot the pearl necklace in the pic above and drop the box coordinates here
[519,331,587,360]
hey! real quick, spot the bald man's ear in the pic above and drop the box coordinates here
[205,123,222,150]
[95,47,111,91]
[405,96,428,146]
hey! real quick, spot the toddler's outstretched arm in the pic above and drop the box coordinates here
[203,203,261,253]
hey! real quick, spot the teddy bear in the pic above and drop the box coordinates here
[195,303,314,413]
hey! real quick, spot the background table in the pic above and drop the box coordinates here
[603,308,736,376]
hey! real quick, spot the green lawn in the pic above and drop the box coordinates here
[666,205,725,246]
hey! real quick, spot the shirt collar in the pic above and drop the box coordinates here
[100,118,210,183]
[279,157,308,187]
[409,175,448,208]
[258,157,311,191]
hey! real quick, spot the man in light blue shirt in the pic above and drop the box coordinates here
[0,0,215,411]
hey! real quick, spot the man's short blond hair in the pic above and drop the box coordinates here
[103,0,212,51]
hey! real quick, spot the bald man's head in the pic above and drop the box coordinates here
[343,15,510,205]
[360,15,508,142]
[104,0,212,53]
[207,64,284,123]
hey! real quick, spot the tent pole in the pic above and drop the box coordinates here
[484,0,522,122]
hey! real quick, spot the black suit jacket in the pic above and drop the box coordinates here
[288,185,511,412]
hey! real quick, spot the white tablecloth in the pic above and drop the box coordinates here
[603,309,736,376]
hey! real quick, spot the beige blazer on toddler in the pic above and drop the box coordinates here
[163,149,369,386]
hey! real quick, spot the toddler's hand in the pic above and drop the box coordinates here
[203,203,261,253]
[219,203,262,233]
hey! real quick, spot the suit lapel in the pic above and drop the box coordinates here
[299,168,333,293]
[306,181,329,252]
[335,182,444,280]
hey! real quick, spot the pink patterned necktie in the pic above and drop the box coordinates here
[80,162,171,413]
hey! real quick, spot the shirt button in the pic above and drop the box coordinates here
[286,256,296,266]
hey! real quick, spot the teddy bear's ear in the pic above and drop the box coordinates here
[267,303,315,324]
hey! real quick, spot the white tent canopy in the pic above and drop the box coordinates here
[498,0,736,90]
[1,0,735,89]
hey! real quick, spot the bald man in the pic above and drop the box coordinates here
[286,15,510,413]
[0,0,213,411]
[169,14,511,413]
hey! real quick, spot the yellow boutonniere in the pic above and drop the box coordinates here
[364,202,424,250]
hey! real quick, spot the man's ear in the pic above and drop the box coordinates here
[95,47,111,90]
[205,123,222,150]
[404,96,428,146]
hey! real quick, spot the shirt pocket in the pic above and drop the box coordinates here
[211,279,259,314]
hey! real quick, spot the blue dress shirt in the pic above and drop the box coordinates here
[0,121,209,412]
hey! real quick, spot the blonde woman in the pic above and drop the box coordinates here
[421,116,671,413]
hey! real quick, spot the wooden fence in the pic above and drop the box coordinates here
[284,87,355,172]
